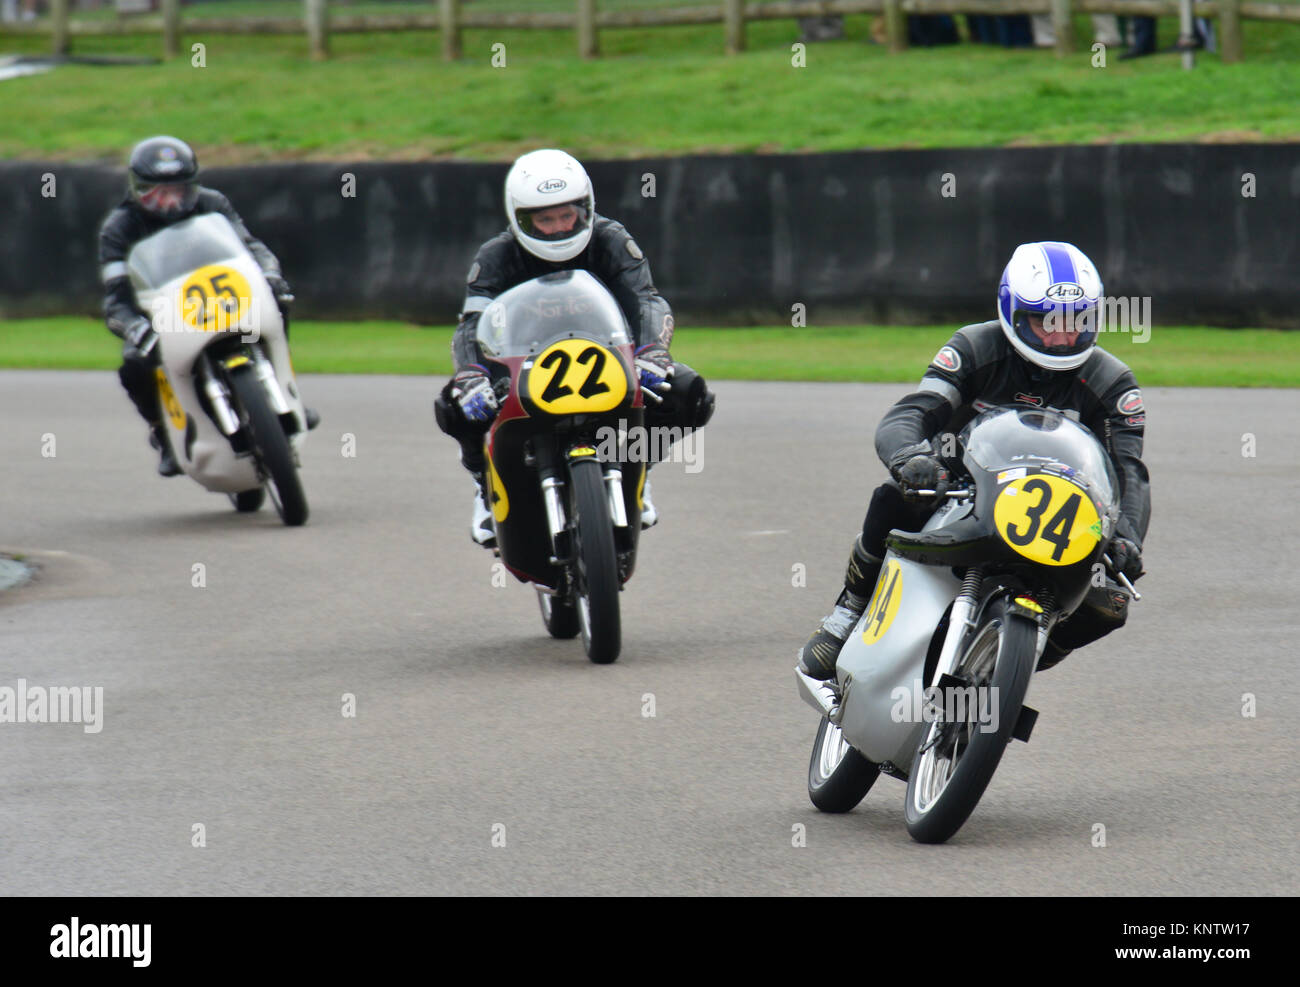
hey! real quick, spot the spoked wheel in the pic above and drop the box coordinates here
[904,596,1037,844]
[229,488,265,513]
[537,588,580,639]
[808,716,880,813]
[228,365,308,527]
[569,457,620,663]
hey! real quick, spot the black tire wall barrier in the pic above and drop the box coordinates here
[2,144,1295,328]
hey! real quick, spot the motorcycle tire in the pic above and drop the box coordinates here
[569,457,620,664]
[228,364,309,527]
[904,596,1037,844]
[808,716,880,813]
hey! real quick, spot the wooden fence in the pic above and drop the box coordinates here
[6,0,1298,64]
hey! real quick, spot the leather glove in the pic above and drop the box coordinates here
[1108,536,1143,580]
[635,344,674,395]
[123,316,159,361]
[896,454,950,499]
[450,364,498,424]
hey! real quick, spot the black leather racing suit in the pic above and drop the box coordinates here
[443,216,685,476]
[98,188,283,425]
[864,320,1151,663]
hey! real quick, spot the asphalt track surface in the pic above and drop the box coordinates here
[2,371,1296,896]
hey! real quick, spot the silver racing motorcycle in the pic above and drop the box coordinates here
[795,406,1140,843]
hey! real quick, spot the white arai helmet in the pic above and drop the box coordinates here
[504,149,595,263]
[997,241,1103,372]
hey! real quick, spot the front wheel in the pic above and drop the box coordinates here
[228,365,308,527]
[808,716,880,813]
[569,457,620,663]
[904,596,1037,844]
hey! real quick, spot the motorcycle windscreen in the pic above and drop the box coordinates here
[960,406,1120,512]
[476,270,632,359]
[125,213,252,293]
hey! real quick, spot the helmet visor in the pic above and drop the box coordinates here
[134,180,199,217]
[514,197,592,243]
[1013,306,1098,358]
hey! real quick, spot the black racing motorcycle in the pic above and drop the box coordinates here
[444,271,648,663]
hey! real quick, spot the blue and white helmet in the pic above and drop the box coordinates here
[997,241,1103,371]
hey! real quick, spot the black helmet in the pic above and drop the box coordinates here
[128,136,200,219]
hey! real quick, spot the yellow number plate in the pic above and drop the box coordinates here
[993,473,1101,567]
[179,264,252,332]
[527,340,627,415]
[861,559,904,646]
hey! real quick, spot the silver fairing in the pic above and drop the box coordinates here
[835,502,966,770]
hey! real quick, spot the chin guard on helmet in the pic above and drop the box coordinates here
[997,241,1103,372]
[128,135,200,219]
[505,149,596,263]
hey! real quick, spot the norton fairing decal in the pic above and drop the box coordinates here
[526,339,628,415]
[155,367,186,431]
[180,264,252,332]
[993,473,1102,566]
[861,559,904,646]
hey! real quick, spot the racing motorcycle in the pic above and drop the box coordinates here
[449,270,647,664]
[795,406,1141,843]
[127,212,310,525]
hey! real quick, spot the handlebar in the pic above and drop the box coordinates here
[911,487,974,500]
[1102,554,1142,601]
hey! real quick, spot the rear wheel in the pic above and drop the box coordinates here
[537,588,580,639]
[903,596,1037,844]
[229,488,265,513]
[570,457,620,663]
[808,716,880,813]
[228,365,308,527]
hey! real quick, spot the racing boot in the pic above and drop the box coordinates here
[305,407,321,431]
[149,424,181,477]
[469,472,496,548]
[798,536,884,680]
[640,478,658,529]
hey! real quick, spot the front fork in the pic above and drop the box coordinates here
[537,445,629,568]
[934,570,1061,678]
[198,346,296,440]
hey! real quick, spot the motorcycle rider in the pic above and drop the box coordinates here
[799,241,1149,679]
[436,148,714,547]
[98,135,316,476]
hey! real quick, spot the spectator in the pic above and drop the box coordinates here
[1120,15,1212,59]
[1031,14,1122,49]
[1120,16,1158,58]
[967,14,1034,47]
[908,14,959,47]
